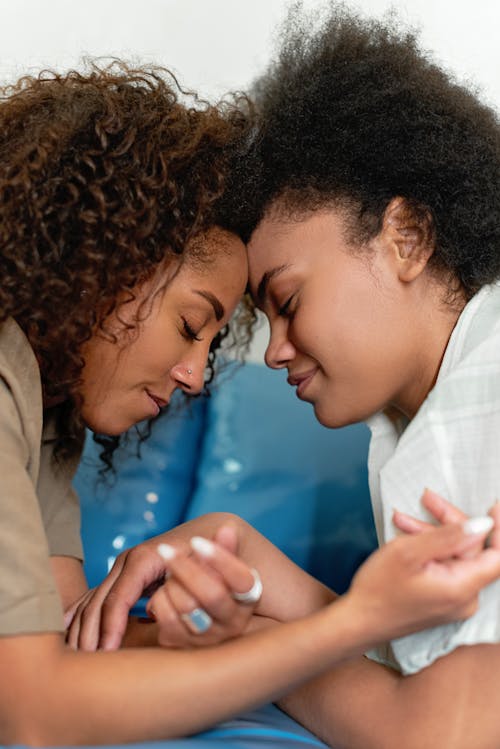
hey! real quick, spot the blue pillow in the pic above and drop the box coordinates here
[75,394,207,587]
[185,362,377,593]
[75,361,377,595]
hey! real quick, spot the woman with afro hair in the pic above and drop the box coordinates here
[237,4,500,747]
[60,6,500,748]
[3,55,499,748]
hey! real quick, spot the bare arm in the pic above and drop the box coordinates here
[0,596,364,746]
[5,521,499,746]
[279,499,500,749]
[279,643,500,749]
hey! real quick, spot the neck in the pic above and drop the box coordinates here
[391,286,466,420]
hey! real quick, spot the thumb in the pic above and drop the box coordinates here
[214,523,239,555]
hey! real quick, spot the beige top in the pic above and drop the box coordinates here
[0,318,83,636]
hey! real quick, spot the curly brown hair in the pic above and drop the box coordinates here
[0,60,253,461]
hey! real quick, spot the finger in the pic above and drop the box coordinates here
[190,536,256,599]
[157,543,239,621]
[64,590,90,629]
[99,547,170,651]
[147,586,194,648]
[66,613,81,650]
[445,547,500,599]
[66,590,95,650]
[166,578,199,619]
[421,488,468,524]
[77,591,113,651]
[393,510,432,535]
[66,604,84,649]
[214,524,239,555]
[470,548,500,590]
[400,520,493,569]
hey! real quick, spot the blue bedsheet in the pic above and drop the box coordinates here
[8,705,328,749]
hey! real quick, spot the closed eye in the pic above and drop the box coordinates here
[278,296,294,317]
[181,317,202,341]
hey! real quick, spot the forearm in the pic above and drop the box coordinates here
[4,598,367,747]
[157,513,336,620]
[279,644,500,749]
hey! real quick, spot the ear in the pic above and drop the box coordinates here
[381,197,435,283]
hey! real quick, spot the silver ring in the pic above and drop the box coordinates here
[180,607,213,634]
[232,568,263,604]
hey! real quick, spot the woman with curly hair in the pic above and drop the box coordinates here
[56,10,500,748]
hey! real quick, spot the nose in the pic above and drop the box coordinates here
[264,323,296,370]
[170,346,209,395]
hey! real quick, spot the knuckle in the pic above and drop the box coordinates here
[114,548,131,566]
[202,585,230,611]
[209,511,240,525]
[125,545,148,564]
[393,538,415,567]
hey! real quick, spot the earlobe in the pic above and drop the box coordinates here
[383,197,435,283]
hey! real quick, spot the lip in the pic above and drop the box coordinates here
[146,390,170,416]
[287,367,318,398]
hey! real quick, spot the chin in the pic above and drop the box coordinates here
[313,402,359,429]
[84,421,128,437]
[81,410,132,437]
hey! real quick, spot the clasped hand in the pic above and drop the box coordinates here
[65,493,500,653]
[65,523,262,651]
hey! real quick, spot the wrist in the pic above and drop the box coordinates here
[300,595,378,667]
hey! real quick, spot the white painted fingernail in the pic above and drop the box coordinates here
[463,516,494,536]
[157,543,176,561]
[190,536,215,558]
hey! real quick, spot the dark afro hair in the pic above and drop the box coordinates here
[228,2,500,299]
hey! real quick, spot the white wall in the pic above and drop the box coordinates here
[1,0,498,105]
[1,0,498,361]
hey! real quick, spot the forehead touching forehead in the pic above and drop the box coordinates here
[181,226,248,302]
[186,226,245,267]
[247,194,365,299]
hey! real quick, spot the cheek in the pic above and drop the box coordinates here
[291,299,336,360]
[79,337,127,402]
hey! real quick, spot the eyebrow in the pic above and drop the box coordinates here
[194,290,225,321]
[256,264,290,306]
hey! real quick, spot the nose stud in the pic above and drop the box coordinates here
[186,368,193,375]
